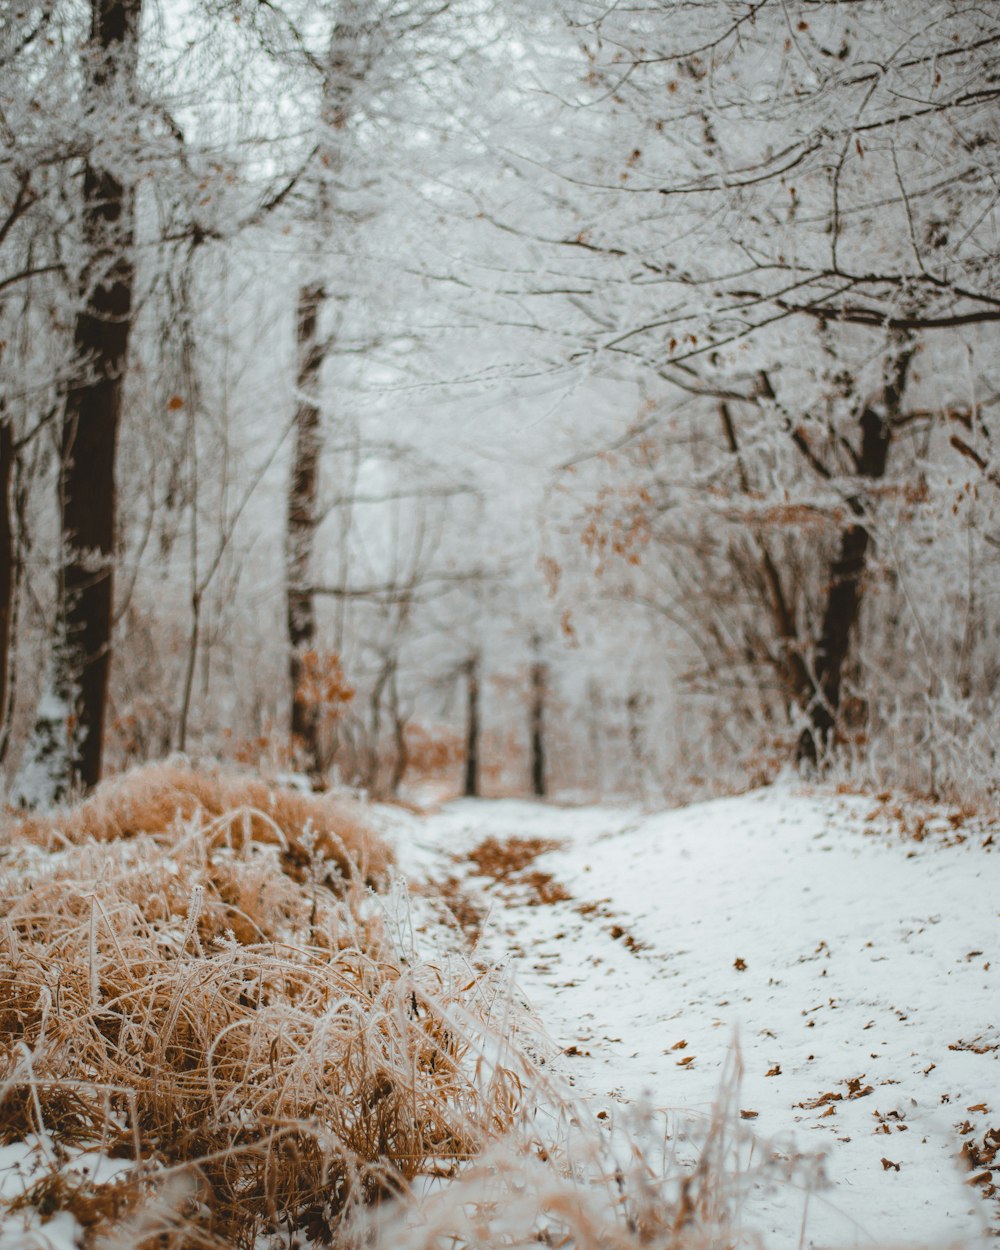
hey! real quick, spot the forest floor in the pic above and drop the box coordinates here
[383,782,999,1248]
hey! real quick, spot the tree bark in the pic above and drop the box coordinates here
[530,637,547,798]
[798,351,912,763]
[286,281,325,776]
[463,653,480,798]
[50,0,142,795]
[0,418,14,757]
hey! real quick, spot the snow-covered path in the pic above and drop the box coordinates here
[382,784,998,1248]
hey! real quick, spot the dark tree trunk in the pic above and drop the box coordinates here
[530,637,547,798]
[0,419,14,753]
[286,281,325,776]
[798,352,911,763]
[49,0,142,796]
[463,653,480,798]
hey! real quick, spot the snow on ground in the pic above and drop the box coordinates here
[381,782,999,1248]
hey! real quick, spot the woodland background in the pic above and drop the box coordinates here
[1,0,998,809]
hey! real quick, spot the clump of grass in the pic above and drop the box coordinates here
[13,760,392,889]
[0,766,523,1248]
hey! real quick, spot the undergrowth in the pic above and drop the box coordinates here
[0,764,810,1249]
[0,765,522,1248]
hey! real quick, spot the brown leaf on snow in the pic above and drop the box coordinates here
[734,957,747,971]
[677,1055,695,1067]
[670,1040,688,1050]
[846,1076,874,1099]
[949,1037,998,1054]
[881,1158,901,1172]
[740,1110,758,1119]
[766,1064,782,1077]
[797,1091,843,1109]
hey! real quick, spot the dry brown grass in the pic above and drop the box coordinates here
[11,761,393,889]
[0,766,523,1248]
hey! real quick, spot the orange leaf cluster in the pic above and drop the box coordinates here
[295,649,355,721]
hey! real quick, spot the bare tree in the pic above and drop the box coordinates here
[529,633,547,798]
[463,651,480,797]
[24,0,144,798]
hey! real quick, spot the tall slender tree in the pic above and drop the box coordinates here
[21,0,143,799]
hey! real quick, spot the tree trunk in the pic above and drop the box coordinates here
[389,669,407,795]
[798,351,911,763]
[530,637,547,798]
[463,653,480,798]
[0,418,14,758]
[41,0,142,797]
[286,281,325,776]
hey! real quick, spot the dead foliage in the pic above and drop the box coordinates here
[797,1075,873,1111]
[412,874,488,946]
[465,835,563,881]
[461,835,572,908]
[958,1120,1000,1203]
[859,791,996,850]
[949,1035,998,1054]
[522,870,573,907]
[0,767,523,1248]
[608,922,648,953]
[11,761,393,890]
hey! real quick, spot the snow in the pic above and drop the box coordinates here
[381,782,998,1247]
[0,1142,79,1250]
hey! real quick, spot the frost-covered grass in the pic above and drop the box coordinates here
[0,765,523,1248]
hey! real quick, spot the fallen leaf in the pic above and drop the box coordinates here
[881,1158,901,1172]
[766,1064,782,1077]
[677,1055,695,1067]
[671,1040,688,1050]
[797,1091,842,1109]
[734,957,747,971]
[740,1109,758,1119]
